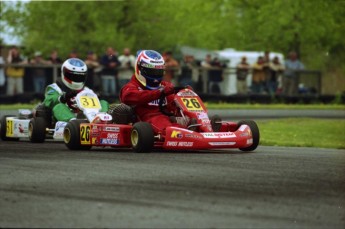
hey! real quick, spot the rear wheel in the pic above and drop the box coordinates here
[131,122,154,153]
[29,117,46,143]
[63,120,92,150]
[0,115,19,141]
[238,120,260,151]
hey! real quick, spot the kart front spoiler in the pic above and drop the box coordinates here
[162,125,253,150]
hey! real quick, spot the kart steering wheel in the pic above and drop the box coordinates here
[158,86,186,116]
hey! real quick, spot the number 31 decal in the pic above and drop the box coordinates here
[79,96,101,109]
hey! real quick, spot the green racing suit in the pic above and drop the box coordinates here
[43,83,109,122]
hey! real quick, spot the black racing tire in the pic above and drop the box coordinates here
[238,120,260,151]
[29,117,46,143]
[210,114,222,132]
[63,119,92,151]
[131,122,154,153]
[0,115,19,141]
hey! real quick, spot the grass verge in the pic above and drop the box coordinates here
[257,118,345,149]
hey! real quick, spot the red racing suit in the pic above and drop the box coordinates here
[120,75,182,134]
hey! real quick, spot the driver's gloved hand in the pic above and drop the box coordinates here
[160,85,174,96]
[59,90,77,103]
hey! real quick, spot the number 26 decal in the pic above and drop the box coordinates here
[182,98,202,110]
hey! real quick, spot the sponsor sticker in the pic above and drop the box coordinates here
[239,125,247,132]
[101,139,119,145]
[209,142,236,146]
[166,141,194,147]
[171,130,183,138]
[104,126,120,132]
[177,90,197,96]
[107,133,119,139]
[178,142,193,147]
[166,141,178,146]
[201,132,236,138]
[197,112,208,119]
[185,134,201,139]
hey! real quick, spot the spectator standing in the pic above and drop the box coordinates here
[283,51,305,96]
[208,57,224,94]
[100,47,120,95]
[236,56,250,94]
[263,51,271,93]
[6,46,27,95]
[84,51,101,90]
[268,56,285,95]
[178,55,198,88]
[163,51,179,84]
[201,54,212,68]
[68,50,78,59]
[200,54,212,93]
[118,48,135,89]
[0,46,6,94]
[251,56,266,94]
[47,50,63,64]
[47,50,63,88]
[30,51,50,93]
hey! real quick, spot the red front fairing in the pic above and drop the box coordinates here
[174,89,213,132]
[80,123,132,147]
[162,125,253,150]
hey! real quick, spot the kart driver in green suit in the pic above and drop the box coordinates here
[43,58,109,122]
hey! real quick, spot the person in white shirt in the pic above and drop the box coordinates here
[118,48,136,90]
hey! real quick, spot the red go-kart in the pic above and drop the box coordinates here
[130,87,260,153]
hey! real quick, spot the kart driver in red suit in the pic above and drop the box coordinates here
[120,50,182,134]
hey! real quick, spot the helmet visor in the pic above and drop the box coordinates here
[63,67,87,83]
[140,66,164,88]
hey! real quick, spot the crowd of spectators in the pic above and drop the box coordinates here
[237,51,305,96]
[0,46,307,97]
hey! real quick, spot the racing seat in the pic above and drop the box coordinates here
[34,104,53,128]
[108,103,136,124]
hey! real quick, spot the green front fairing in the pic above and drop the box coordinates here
[100,100,109,112]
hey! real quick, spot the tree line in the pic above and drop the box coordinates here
[1,0,344,72]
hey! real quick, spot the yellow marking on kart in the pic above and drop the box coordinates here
[80,124,91,145]
[79,96,101,109]
[181,98,204,111]
[6,119,14,137]
[171,130,182,138]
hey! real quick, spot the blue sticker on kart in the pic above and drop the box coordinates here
[100,139,119,145]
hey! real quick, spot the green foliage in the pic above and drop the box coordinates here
[1,0,345,70]
[258,118,345,149]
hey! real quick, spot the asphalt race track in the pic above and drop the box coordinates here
[0,140,344,228]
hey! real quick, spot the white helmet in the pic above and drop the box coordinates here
[135,50,165,89]
[61,58,87,90]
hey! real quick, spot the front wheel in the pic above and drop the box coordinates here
[29,117,46,143]
[131,122,154,153]
[63,119,92,150]
[238,120,260,151]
